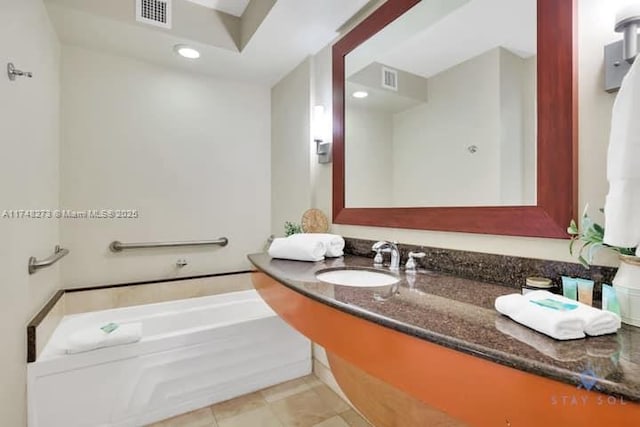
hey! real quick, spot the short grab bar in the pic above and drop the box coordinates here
[109,238,229,252]
[28,245,70,275]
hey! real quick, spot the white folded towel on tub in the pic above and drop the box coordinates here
[288,233,345,257]
[65,322,142,354]
[268,237,325,262]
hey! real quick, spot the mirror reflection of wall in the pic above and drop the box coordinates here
[344,0,537,208]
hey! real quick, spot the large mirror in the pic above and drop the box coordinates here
[345,0,537,208]
[332,0,577,238]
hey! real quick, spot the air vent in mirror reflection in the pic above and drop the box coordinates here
[136,0,172,29]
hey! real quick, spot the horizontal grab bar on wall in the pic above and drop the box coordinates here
[109,238,229,252]
[28,245,70,275]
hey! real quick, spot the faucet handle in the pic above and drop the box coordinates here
[373,249,383,265]
[372,247,390,265]
[405,251,426,271]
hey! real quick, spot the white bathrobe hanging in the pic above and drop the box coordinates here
[604,56,640,256]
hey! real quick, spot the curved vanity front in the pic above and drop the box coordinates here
[248,253,640,427]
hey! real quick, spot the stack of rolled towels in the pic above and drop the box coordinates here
[495,290,621,340]
[268,233,345,262]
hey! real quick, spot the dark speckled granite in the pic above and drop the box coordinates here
[248,253,640,402]
[345,238,617,300]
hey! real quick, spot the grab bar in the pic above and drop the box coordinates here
[109,238,229,252]
[28,245,70,274]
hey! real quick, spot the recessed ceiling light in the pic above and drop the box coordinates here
[352,91,368,99]
[174,44,200,59]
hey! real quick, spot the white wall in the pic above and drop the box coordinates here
[345,106,393,207]
[344,47,535,208]
[0,1,60,425]
[271,58,312,235]
[391,48,502,207]
[60,46,271,287]
[520,55,537,204]
[499,49,536,205]
[274,0,628,266]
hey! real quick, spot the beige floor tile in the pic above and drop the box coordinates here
[148,407,217,427]
[313,416,350,427]
[270,389,338,427]
[311,385,350,414]
[212,391,267,421]
[218,406,283,427]
[303,374,323,387]
[260,378,311,402]
[312,360,351,403]
[339,410,372,427]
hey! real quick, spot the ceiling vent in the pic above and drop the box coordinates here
[382,67,398,91]
[136,0,172,29]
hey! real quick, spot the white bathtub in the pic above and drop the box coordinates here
[28,290,311,427]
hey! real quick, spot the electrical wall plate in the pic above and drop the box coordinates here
[316,140,332,164]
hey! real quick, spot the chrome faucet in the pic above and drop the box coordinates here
[372,241,400,271]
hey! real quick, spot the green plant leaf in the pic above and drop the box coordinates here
[569,238,577,256]
[567,204,636,266]
[284,221,303,237]
[578,254,590,269]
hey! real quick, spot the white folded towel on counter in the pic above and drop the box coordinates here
[603,49,640,255]
[288,233,345,257]
[524,291,621,336]
[268,237,326,262]
[495,291,622,340]
[65,322,142,354]
[495,293,585,340]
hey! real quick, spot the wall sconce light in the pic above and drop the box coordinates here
[313,105,332,164]
[605,4,640,92]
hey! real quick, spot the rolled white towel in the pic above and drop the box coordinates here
[495,293,585,340]
[494,293,527,316]
[288,233,345,258]
[268,237,325,262]
[65,322,142,354]
[524,291,621,336]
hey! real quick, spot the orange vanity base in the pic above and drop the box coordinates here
[252,272,640,427]
[327,351,466,426]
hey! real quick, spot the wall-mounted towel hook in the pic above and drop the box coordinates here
[604,5,640,92]
[7,63,33,81]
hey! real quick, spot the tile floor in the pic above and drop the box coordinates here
[148,374,372,427]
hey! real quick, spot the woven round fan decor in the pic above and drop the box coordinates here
[301,209,329,233]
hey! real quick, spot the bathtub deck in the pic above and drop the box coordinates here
[148,374,371,427]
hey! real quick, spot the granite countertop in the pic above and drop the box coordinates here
[248,253,640,402]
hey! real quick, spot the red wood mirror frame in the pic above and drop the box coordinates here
[332,0,577,238]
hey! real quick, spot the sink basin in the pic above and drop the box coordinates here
[315,268,399,287]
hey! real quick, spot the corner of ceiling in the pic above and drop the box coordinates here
[238,0,277,51]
